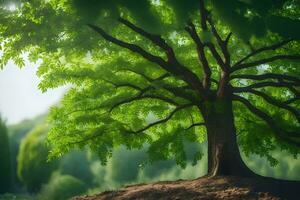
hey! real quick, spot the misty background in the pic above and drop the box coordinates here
[0,60,66,124]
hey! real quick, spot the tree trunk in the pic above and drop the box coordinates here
[200,98,256,177]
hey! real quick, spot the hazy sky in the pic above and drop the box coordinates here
[0,60,67,125]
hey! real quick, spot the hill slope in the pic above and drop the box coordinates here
[73,176,300,200]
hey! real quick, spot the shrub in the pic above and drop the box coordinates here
[37,173,87,200]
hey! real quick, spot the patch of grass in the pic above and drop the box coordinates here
[0,194,32,200]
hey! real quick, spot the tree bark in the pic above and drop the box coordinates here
[200,98,256,177]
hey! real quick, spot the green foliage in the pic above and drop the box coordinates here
[210,0,300,40]
[234,92,300,165]
[17,125,57,192]
[0,116,12,194]
[0,0,300,170]
[36,173,87,200]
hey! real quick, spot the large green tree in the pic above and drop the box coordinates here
[1,0,300,177]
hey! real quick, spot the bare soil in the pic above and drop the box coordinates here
[73,176,300,200]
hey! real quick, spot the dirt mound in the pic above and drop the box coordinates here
[73,176,299,200]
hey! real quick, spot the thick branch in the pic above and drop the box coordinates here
[117,18,204,91]
[119,17,175,60]
[132,104,193,133]
[109,93,180,112]
[233,95,300,147]
[199,4,226,71]
[207,44,226,71]
[199,0,208,31]
[88,23,203,94]
[108,80,198,112]
[159,83,200,104]
[207,23,231,97]
[237,89,300,122]
[202,4,231,97]
[234,39,293,67]
[285,97,300,104]
[199,0,226,77]
[207,18,232,66]
[287,86,300,97]
[116,69,197,103]
[88,24,166,68]
[231,73,300,84]
[185,22,211,89]
[233,81,300,93]
[68,104,194,144]
[232,54,300,72]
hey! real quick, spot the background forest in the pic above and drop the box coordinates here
[0,112,299,200]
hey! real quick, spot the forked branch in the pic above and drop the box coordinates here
[185,22,211,89]
[233,81,300,93]
[232,54,300,72]
[285,97,300,104]
[234,89,300,122]
[231,73,300,84]
[118,17,175,60]
[109,93,179,113]
[207,17,232,66]
[88,24,166,68]
[199,0,232,97]
[199,0,208,31]
[233,95,300,147]
[188,0,231,98]
[234,39,293,67]
[88,23,204,95]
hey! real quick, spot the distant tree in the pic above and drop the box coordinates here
[8,115,45,187]
[1,0,300,177]
[17,125,57,192]
[0,116,12,193]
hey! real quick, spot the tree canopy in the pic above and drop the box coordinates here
[1,0,300,170]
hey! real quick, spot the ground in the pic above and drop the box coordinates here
[73,176,300,200]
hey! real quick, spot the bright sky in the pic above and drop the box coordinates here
[0,60,67,125]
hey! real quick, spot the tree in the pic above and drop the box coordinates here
[17,125,57,192]
[1,0,300,177]
[8,114,45,188]
[0,116,12,193]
